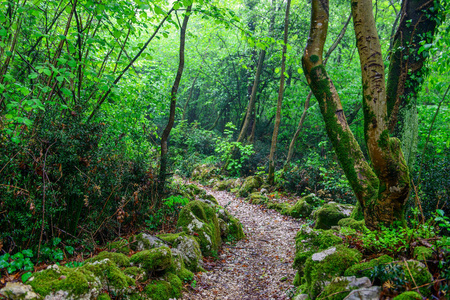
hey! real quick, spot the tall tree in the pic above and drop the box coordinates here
[268,0,291,184]
[159,5,193,194]
[302,0,438,229]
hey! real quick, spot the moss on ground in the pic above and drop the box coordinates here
[157,232,186,244]
[97,293,112,300]
[413,246,433,260]
[393,291,422,299]
[319,277,352,300]
[338,218,366,231]
[144,273,183,300]
[313,202,354,229]
[106,239,131,255]
[237,176,263,197]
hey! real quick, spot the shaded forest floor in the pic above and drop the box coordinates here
[184,184,302,299]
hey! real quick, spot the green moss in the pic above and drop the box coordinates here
[28,265,96,297]
[344,255,393,277]
[303,245,362,299]
[247,192,268,204]
[310,55,319,63]
[393,291,422,300]
[413,246,433,260]
[402,260,432,296]
[350,202,364,220]
[157,232,186,244]
[293,271,301,286]
[85,251,130,268]
[319,278,351,300]
[172,235,203,271]
[227,215,245,241]
[145,274,183,300]
[177,200,221,256]
[237,176,263,197]
[203,194,219,205]
[178,267,194,282]
[82,259,134,290]
[130,246,172,272]
[185,183,204,196]
[287,197,313,218]
[338,218,366,231]
[97,293,112,300]
[106,239,130,255]
[314,202,354,229]
[123,266,146,281]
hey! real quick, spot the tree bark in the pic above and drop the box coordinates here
[268,0,291,185]
[158,5,192,194]
[284,13,351,169]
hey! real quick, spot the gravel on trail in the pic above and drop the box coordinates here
[183,187,303,300]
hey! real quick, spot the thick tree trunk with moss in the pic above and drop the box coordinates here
[301,0,441,229]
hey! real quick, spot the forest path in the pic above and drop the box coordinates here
[183,185,302,300]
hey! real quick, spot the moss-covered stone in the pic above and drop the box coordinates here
[286,195,315,218]
[293,227,343,275]
[157,232,186,244]
[247,192,268,204]
[82,259,135,291]
[123,267,146,282]
[85,251,130,268]
[106,239,131,255]
[97,293,112,300]
[227,215,245,241]
[173,235,202,271]
[401,260,432,296]
[129,233,167,251]
[28,265,98,298]
[393,291,422,299]
[202,194,219,205]
[319,277,351,300]
[177,200,221,256]
[130,246,172,272]
[313,202,354,229]
[191,164,217,182]
[214,179,235,191]
[303,245,362,299]
[267,202,291,213]
[237,176,263,197]
[144,273,183,300]
[344,255,394,277]
[185,183,205,196]
[413,246,433,260]
[338,218,366,231]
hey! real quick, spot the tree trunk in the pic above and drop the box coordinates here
[158,5,192,195]
[284,13,351,169]
[268,0,291,185]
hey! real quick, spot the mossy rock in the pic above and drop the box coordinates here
[293,227,342,275]
[85,251,130,268]
[267,202,290,213]
[185,183,205,196]
[313,202,354,229]
[226,215,245,241]
[28,264,99,298]
[214,179,235,191]
[202,193,219,205]
[286,195,316,218]
[97,293,112,300]
[173,235,202,271]
[129,233,167,251]
[400,260,433,296]
[144,273,183,300]
[191,164,217,182]
[247,192,268,204]
[157,232,186,244]
[177,200,221,256]
[303,245,362,299]
[237,176,263,197]
[81,259,135,291]
[123,266,146,282]
[337,217,366,231]
[393,291,422,299]
[413,246,433,260]
[319,277,352,300]
[106,239,131,255]
[130,246,172,272]
[344,255,394,277]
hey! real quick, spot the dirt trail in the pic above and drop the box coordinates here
[183,187,302,300]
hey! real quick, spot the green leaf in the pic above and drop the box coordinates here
[19,87,30,96]
[154,5,164,15]
[22,272,33,282]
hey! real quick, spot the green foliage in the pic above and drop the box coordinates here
[0,249,34,274]
[215,123,255,177]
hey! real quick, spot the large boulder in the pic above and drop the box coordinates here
[237,176,263,197]
[173,235,203,272]
[313,202,354,229]
[129,233,167,251]
[191,164,217,182]
[286,194,317,218]
[177,200,221,256]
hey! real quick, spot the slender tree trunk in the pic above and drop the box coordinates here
[284,13,351,170]
[268,0,291,184]
[237,49,266,143]
[158,5,192,194]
